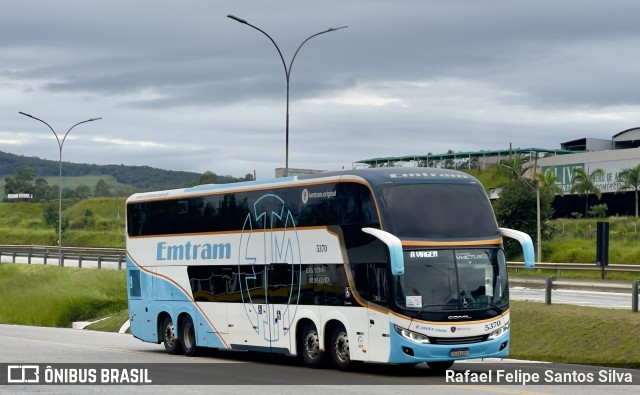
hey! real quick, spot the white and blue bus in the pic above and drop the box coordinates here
[125,167,534,371]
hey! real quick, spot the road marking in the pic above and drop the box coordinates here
[0,333,242,363]
[0,333,154,356]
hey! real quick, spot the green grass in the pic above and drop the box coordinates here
[0,198,126,247]
[510,301,640,367]
[86,309,129,332]
[0,263,127,327]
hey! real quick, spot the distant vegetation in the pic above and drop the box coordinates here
[0,150,254,196]
[1,198,640,264]
[0,155,639,264]
[0,199,125,247]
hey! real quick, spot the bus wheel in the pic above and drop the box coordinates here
[161,316,182,355]
[179,315,198,357]
[300,323,325,368]
[330,324,355,371]
[427,361,454,372]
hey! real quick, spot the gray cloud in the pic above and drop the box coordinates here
[2,0,640,179]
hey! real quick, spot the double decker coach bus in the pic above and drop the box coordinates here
[125,167,534,371]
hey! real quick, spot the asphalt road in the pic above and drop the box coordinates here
[0,324,638,394]
[510,286,634,309]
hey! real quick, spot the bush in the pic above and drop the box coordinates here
[588,203,608,218]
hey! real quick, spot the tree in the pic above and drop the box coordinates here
[199,171,218,185]
[617,164,640,218]
[443,149,455,169]
[94,179,113,197]
[497,155,527,180]
[74,185,92,199]
[493,178,555,259]
[4,166,37,200]
[43,204,69,238]
[33,178,51,202]
[570,168,605,217]
[536,168,564,201]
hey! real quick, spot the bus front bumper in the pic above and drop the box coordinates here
[387,329,510,364]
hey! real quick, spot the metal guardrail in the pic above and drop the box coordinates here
[510,276,640,312]
[2,245,640,275]
[0,244,126,270]
[508,261,640,274]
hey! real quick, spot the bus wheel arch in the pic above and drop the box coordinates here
[159,313,182,355]
[178,313,198,357]
[297,319,325,368]
[325,320,359,371]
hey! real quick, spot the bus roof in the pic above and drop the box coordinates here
[127,167,481,203]
[298,167,479,186]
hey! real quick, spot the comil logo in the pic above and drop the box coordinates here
[7,365,40,383]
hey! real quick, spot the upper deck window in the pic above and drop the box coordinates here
[379,183,499,239]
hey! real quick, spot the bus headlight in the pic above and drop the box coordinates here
[394,325,430,344]
[487,321,510,340]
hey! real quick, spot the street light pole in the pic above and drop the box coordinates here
[227,14,346,177]
[19,112,102,266]
[499,163,542,263]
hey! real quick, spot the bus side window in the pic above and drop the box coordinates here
[351,262,388,307]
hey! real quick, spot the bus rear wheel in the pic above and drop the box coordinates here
[330,324,356,371]
[300,323,325,368]
[179,315,198,357]
[161,315,182,355]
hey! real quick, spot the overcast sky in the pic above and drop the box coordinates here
[2,1,640,180]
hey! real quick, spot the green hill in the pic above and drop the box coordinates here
[0,150,201,191]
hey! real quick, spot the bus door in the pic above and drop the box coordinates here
[352,261,392,362]
[366,262,391,362]
[266,263,299,354]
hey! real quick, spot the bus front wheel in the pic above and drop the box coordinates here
[179,315,198,357]
[300,323,325,368]
[161,316,182,355]
[330,324,356,371]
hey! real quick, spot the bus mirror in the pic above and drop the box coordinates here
[499,228,535,268]
[362,228,405,275]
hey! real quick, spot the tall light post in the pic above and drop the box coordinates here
[499,164,542,263]
[227,14,346,177]
[19,112,102,266]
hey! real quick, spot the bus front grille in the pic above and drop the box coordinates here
[429,335,488,345]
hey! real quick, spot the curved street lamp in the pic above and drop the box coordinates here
[227,14,347,177]
[19,111,102,266]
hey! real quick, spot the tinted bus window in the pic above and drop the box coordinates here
[127,182,379,237]
[379,183,499,239]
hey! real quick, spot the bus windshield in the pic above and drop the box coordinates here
[394,248,508,312]
[379,183,499,239]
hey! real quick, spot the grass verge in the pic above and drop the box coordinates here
[510,300,640,367]
[0,263,126,327]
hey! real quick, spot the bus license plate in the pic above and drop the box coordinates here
[450,348,469,357]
